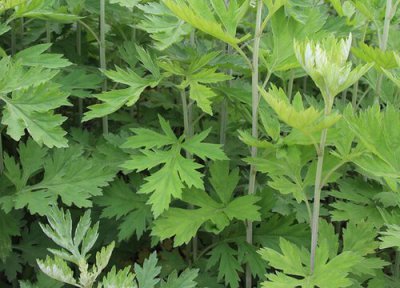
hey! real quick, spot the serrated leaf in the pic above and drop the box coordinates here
[14,44,72,68]
[206,243,242,288]
[84,65,160,120]
[37,256,77,286]
[189,82,216,115]
[161,268,199,288]
[352,43,398,71]
[162,0,242,46]
[99,266,137,288]
[260,85,341,140]
[2,83,70,148]
[0,210,22,261]
[95,179,152,240]
[12,145,116,214]
[109,0,140,9]
[137,2,192,50]
[259,237,362,288]
[122,117,226,216]
[134,252,161,288]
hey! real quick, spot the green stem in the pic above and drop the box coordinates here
[0,131,3,174]
[375,0,393,104]
[45,21,51,50]
[287,70,295,101]
[246,2,263,288]
[11,20,16,55]
[310,127,328,273]
[78,20,101,45]
[100,0,108,134]
[220,44,232,146]
[381,0,393,51]
[394,251,400,279]
[77,22,83,124]
[310,103,331,273]
[352,81,358,109]
[220,0,231,146]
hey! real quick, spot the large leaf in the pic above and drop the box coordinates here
[121,116,227,217]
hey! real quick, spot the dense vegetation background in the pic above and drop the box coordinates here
[1,0,400,287]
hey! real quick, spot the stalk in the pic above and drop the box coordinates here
[77,22,83,124]
[11,20,16,55]
[100,0,108,134]
[219,0,231,146]
[287,70,295,101]
[246,1,263,287]
[375,0,393,104]
[220,46,232,146]
[394,251,400,279]
[46,21,51,50]
[310,105,331,273]
[188,31,197,260]
[179,86,197,262]
[352,81,359,109]
[0,130,3,174]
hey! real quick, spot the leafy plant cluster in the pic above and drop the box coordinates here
[1,0,400,287]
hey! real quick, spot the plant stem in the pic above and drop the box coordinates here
[310,105,331,274]
[0,131,3,174]
[220,0,231,147]
[394,251,400,279]
[77,22,83,124]
[78,20,101,45]
[375,0,393,104]
[100,0,108,134]
[220,45,232,146]
[11,20,16,55]
[46,21,51,50]
[180,86,197,260]
[246,1,263,287]
[352,81,359,109]
[287,70,295,101]
[381,0,393,51]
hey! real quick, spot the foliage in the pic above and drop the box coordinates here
[0,0,399,287]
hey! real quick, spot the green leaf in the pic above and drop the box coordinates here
[10,145,116,214]
[352,43,398,71]
[95,179,152,240]
[55,68,103,98]
[162,0,243,46]
[0,210,22,261]
[380,225,400,250]
[137,2,192,50]
[134,252,161,288]
[122,117,226,216]
[99,266,136,288]
[182,129,227,161]
[93,242,115,278]
[153,163,260,246]
[14,44,72,68]
[152,206,214,246]
[265,7,325,72]
[345,105,400,180]
[329,178,384,227]
[209,161,239,204]
[2,83,70,148]
[260,85,341,140]
[37,256,77,286]
[161,269,199,288]
[109,0,140,9]
[84,65,160,121]
[189,82,216,115]
[259,238,362,288]
[206,243,243,288]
